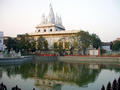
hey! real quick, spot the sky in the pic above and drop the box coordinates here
[0,0,120,42]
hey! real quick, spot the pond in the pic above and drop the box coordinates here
[0,59,120,90]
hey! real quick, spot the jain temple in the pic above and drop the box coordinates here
[28,4,80,49]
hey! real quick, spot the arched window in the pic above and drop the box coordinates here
[38,30,40,32]
[50,29,52,32]
[44,29,46,32]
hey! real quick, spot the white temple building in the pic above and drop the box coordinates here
[29,4,80,49]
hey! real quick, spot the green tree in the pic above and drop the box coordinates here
[54,42,58,52]
[30,38,36,52]
[19,34,31,53]
[68,36,77,54]
[58,41,64,55]
[5,37,19,52]
[37,36,46,51]
[74,40,78,49]
[59,41,63,50]
[44,40,48,50]
[112,40,120,51]
[77,31,91,55]
[12,38,19,52]
[91,34,101,49]
[65,41,69,49]
[70,46,74,55]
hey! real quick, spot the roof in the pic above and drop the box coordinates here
[102,42,112,46]
[29,30,80,36]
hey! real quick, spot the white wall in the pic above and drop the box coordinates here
[89,50,98,56]
[102,46,111,52]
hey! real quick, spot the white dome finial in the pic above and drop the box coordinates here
[40,14,46,24]
[55,13,59,24]
[59,15,62,25]
[47,3,55,24]
[49,3,52,9]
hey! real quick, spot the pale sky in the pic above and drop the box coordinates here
[0,0,120,42]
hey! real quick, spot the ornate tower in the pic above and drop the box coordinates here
[47,4,55,24]
[35,4,65,33]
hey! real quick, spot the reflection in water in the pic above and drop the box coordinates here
[0,67,2,78]
[0,60,120,90]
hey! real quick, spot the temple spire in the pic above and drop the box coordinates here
[38,3,65,30]
[40,14,46,24]
[47,3,55,24]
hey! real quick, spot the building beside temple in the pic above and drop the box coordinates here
[28,4,80,49]
[0,31,5,51]
[116,38,120,41]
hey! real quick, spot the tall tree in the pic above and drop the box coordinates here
[19,34,31,53]
[44,40,48,50]
[58,41,63,53]
[5,37,19,52]
[68,36,77,54]
[77,31,91,55]
[74,40,78,49]
[37,36,46,51]
[65,41,69,49]
[54,42,58,52]
[29,38,36,52]
[112,40,120,51]
[90,34,101,49]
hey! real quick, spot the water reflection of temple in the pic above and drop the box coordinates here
[34,78,62,90]
[1,61,120,90]
[89,64,100,69]
[0,67,2,78]
[33,61,100,88]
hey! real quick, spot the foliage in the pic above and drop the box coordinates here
[74,40,78,49]
[19,34,31,53]
[44,40,48,50]
[100,49,106,54]
[29,38,36,52]
[76,31,91,54]
[90,34,101,49]
[76,31,102,55]
[37,36,48,51]
[5,37,19,52]
[65,41,69,49]
[5,34,49,54]
[70,46,74,55]
[68,36,77,54]
[58,41,64,55]
[112,40,120,51]
[54,42,58,52]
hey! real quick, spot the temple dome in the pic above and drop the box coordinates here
[40,14,46,24]
[36,3,65,32]
[39,4,64,26]
[47,4,55,24]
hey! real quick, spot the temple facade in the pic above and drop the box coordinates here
[29,4,80,49]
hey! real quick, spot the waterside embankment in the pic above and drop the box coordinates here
[34,56,120,64]
[58,56,120,64]
[0,56,33,64]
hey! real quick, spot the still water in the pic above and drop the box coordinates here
[0,59,120,90]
